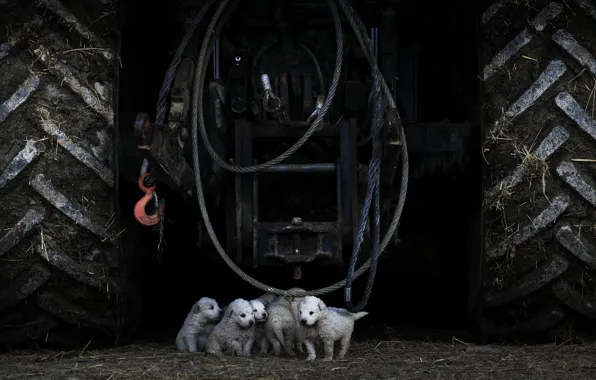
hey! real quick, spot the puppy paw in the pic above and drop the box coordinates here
[322,357,333,362]
[306,355,316,362]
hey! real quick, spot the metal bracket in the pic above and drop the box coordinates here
[380,107,402,185]
[251,158,344,267]
[134,113,195,197]
[257,219,342,265]
[168,58,195,123]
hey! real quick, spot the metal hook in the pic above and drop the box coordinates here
[134,173,164,226]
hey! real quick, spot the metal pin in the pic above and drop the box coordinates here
[214,38,220,79]
[261,74,272,91]
[306,95,325,124]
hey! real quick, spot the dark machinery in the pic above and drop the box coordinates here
[132,0,408,312]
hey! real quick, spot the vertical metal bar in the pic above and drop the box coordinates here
[235,172,242,263]
[234,121,243,264]
[339,118,352,231]
[303,72,313,117]
[241,121,254,247]
[371,28,378,62]
[252,159,260,267]
[214,38,220,79]
[261,163,335,172]
[349,118,359,245]
[336,159,343,259]
[280,73,290,120]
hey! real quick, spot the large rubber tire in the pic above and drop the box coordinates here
[480,0,596,340]
[0,0,121,347]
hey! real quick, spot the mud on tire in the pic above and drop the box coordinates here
[0,0,121,347]
[480,0,596,339]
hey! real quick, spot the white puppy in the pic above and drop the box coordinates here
[286,287,307,353]
[175,297,222,353]
[196,320,217,352]
[250,298,269,355]
[205,298,256,357]
[298,296,368,361]
[264,295,298,356]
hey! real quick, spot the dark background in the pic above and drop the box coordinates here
[116,0,481,342]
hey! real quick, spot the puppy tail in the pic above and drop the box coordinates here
[273,325,286,347]
[351,311,369,321]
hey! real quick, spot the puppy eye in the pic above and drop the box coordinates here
[241,313,246,318]
[309,311,314,315]
[253,309,257,313]
[209,305,214,310]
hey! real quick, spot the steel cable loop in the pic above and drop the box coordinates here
[333,0,409,256]
[297,42,325,94]
[155,0,216,125]
[191,0,354,297]
[336,0,410,308]
[188,0,409,298]
[344,40,384,311]
[192,3,343,174]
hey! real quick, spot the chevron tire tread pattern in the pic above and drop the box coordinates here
[0,0,121,347]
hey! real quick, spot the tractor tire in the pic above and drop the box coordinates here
[480,0,596,340]
[0,0,121,348]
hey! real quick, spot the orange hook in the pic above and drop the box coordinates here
[134,173,164,226]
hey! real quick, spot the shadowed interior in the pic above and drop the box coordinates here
[117,0,481,343]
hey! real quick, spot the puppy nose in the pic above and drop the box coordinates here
[300,319,307,325]
[262,312,267,318]
[249,320,255,326]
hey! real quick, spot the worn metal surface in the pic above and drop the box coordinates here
[260,163,336,172]
[234,120,254,257]
[134,113,194,195]
[340,118,359,238]
[380,107,402,185]
[228,116,355,266]
[257,220,342,264]
[246,121,349,266]
[252,120,340,137]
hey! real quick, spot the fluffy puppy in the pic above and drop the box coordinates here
[205,298,255,357]
[196,321,216,352]
[286,287,307,353]
[264,295,298,356]
[175,297,222,353]
[298,296,368,361]
[250,298,269,355]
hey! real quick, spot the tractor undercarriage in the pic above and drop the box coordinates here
[130,0,474,306]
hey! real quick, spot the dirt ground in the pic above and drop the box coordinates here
[2,340,596,380]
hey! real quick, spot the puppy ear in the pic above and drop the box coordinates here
[192,303,201,313]
[228,308,234,318]
[317,300,325,312]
